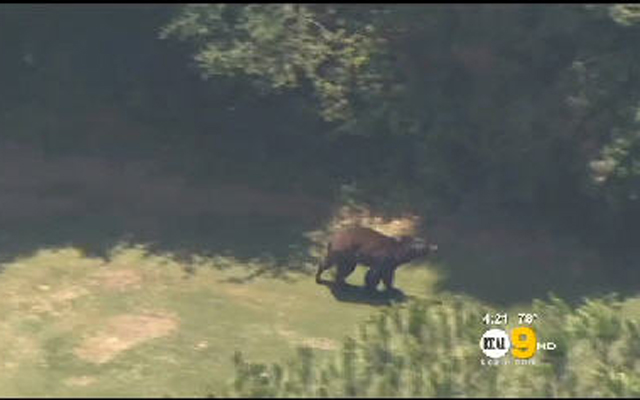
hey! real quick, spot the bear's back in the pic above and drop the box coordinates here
[330,226,398,257]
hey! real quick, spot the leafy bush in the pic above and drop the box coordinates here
[221,294,640,397]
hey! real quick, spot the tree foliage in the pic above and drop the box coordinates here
[162,5,640,239]
[160,5,388,123]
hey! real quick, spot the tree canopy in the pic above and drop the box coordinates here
[161,4,640,243]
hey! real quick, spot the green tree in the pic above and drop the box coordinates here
[160,4,388,123]
[162,4,640,240]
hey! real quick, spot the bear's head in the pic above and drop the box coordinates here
[395,235,438,264]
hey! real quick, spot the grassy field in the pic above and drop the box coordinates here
[0,147,638,397]
[1,244,639,397]
[0,245,441,397]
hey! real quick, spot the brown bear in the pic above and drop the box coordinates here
[316,226,437,291]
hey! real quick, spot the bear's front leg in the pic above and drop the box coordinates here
[316,259,330,283]
[381,266,397,291]
[364,268,381,292]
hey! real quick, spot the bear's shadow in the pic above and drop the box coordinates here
[317,279,409,306]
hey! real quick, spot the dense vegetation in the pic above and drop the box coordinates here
[0,4,639,398]
[225,295,640,398]
[160,4,640,244]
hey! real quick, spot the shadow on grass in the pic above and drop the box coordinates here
[0,213,323,276]
[316,279,409,306]
[217,262,301,284]
[0,142,336,275]
[427,210,640,307]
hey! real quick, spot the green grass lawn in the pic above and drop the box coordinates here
[0,245,440,397]
[1,242,638,397]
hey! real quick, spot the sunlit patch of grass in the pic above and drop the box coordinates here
[622,297,640,318]
[0,244,441,397]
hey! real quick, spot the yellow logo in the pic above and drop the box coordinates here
[510,327,537,359]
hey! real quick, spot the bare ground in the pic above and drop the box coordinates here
[74,313,179,364]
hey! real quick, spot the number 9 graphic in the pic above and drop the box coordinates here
[511,327,537,359]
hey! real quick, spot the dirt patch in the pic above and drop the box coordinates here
[20,285,90,316]
[50,286,90,302]
[74,313,178,364]
[194,340,209,351]
[300,337,340,351]
[92,268,142,291]
[65,375,97,387]
[277,327,339,351]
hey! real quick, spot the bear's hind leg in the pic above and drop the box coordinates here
[335,260,357,286]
